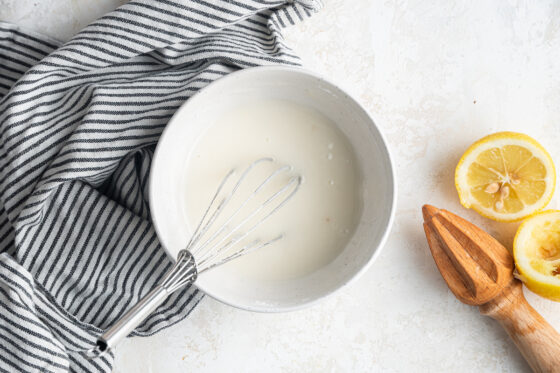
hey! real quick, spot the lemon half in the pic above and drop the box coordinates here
[514,210,560,301]
[455,132,555,222]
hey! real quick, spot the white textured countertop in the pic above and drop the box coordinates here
[3,1,560,372]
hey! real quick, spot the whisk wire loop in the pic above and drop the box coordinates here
[197,174,301,271]
[193,164,300,270]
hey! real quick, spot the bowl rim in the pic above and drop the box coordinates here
[149,65,397,313]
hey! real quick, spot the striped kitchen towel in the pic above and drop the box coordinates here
[0,0,321,371]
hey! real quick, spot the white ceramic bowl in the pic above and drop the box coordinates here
[150,66,396,312]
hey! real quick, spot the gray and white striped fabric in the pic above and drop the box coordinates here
[0,1,321,371]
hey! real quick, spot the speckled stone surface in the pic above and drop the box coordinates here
[2,1,560,372]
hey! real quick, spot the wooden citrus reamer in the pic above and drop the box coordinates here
[422,205,560,373]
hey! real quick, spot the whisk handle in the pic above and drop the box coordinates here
[85,250,197,359]
[85,285,168,359]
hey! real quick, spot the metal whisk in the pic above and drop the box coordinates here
[85,158,301,359]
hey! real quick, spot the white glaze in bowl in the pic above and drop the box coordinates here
[150,66,396,312]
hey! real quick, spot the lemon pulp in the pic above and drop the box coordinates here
[514,210,560,301]
[455,132,555,222]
